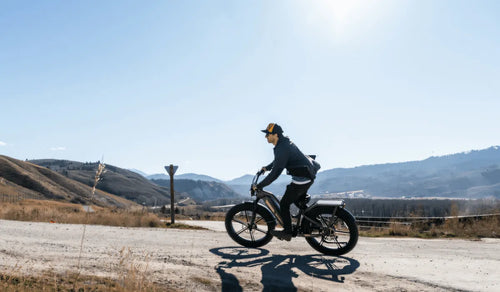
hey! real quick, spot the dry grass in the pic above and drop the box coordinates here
[0,200,163,227]
[0,245,161,292]
[0,245,178,291]
[359,214,500,239]
[173,205,227,221]
[164,222,208,230]
[0,271,166,292]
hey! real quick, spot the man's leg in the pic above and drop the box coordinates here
[273,182,312,240]
[280,183,305,234]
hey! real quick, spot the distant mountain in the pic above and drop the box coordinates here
[223,146,500,199]
[147,173,168,180]
[147,173,221,182]
[151,179,242,202]
[30,159,174,206]
[225,174,254,185]
[176,173,222,182]
[309,146,500,198]
[0,156,137,208]
[225,174,291,197]
[128,168,149,177]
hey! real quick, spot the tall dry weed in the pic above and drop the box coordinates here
[117,247,155,291]
[75,160,106,287]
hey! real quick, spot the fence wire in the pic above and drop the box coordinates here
[355,214,500,229]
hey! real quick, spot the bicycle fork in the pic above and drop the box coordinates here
[249,200,260,228]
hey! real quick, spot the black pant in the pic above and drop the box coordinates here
[280,181,313,233]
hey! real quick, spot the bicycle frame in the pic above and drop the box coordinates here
[251,173,284,226]
[251,173,313,234]
[250,172,345,237]
[254,189,283,226]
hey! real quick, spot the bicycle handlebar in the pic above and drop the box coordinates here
[250,171,264,196]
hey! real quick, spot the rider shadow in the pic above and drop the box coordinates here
[210,247,360,292]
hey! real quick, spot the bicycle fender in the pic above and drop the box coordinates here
[238,202,277,227]
[305,199,345,213]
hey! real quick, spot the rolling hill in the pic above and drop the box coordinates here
[30,159,174,206]
[30,159,242,204]
[309,146,500,198]
[0,156,137,208]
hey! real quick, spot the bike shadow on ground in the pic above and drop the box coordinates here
[209,247,360,292]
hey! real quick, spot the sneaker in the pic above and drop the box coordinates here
[271,230,292,241]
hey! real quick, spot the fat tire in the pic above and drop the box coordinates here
[303,206,358,256]
[225,202,276,248]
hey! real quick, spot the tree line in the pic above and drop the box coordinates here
[340,198,500,217]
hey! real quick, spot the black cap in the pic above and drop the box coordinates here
[261,123,283,135]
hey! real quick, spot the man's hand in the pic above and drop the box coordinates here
[258,167,267,175]
[251,184,258,191]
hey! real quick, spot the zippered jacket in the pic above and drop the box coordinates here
[257,136,320,189]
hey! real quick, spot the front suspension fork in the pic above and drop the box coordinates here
[249,199,260,228]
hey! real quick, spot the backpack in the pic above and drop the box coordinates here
[306,155,321,179]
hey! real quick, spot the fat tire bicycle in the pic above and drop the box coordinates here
[225,172,359,256]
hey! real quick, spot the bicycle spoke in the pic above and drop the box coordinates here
[254,227,268,234]
[232,218,247,226]
[249,230,255,241]
[254,216,264,224]
[236,226,249,235]
[333,236,343,248]
[335,230,351,235]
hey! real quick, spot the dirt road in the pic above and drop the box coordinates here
[0,219,498,291]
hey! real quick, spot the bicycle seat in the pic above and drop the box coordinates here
[295,194,311,209]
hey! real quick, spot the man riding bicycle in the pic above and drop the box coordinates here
[252,123,320,241]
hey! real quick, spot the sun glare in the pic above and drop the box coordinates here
[303,0,395,43]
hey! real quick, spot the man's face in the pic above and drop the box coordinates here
[266,133,278,145]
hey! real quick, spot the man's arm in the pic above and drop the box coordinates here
[257,150,288,189]
[262,162,273,172]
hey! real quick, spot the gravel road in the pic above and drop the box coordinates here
[0,219,498,291]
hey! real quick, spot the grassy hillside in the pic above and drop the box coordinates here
[30,159,174,206]
[0,156,136,208]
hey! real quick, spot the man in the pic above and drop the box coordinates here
[253,123,320,241]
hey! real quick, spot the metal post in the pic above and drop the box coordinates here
[169,164,175,224]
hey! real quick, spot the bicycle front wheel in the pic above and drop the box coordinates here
[225,202,276,248]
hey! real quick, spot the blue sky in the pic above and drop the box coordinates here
[1,0,499,180]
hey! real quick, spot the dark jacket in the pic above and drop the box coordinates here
[257,136,320,189]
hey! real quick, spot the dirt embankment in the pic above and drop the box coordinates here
[0,219,498,291]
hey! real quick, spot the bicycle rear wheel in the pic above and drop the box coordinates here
[302,206,358,256]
